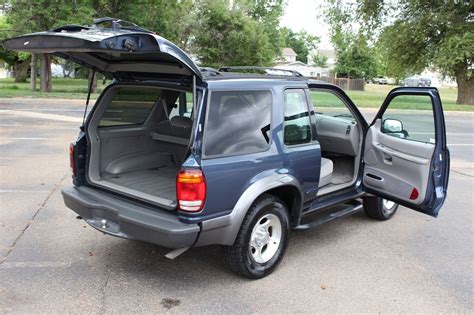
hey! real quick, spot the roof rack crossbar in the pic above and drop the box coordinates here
[218,66,304,77]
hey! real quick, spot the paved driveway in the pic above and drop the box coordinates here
[0,99,472,313]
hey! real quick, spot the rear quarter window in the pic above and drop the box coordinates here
[98,87,160,127]
[204,90,272,157]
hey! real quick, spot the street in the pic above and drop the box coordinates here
[0,99,472,313]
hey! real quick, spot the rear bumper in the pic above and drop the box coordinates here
[62,186,200,249]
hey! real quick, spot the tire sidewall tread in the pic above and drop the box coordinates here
[224,194,290,279]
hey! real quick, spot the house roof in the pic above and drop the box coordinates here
[281,47,297,56]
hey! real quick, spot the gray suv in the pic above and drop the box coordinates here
[3,18,450,278]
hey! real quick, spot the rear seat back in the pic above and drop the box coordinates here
[151,110,193,165]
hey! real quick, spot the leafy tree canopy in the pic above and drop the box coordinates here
[331,0,474,104]
[193,0,285,67]
[310,51,328,68]
[323,1,378,79]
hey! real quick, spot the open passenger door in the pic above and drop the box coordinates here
[363,87,450,217]
[1,18,202,84]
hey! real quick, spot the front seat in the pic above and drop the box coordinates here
[319,158,334,187]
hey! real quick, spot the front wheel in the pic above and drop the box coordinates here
[223,194,290,279]
[363,196,399,220]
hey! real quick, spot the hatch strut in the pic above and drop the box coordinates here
[192,75,197,116]
[82,69,96,127]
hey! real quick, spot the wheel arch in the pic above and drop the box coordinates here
[265,185,303,226]
[195,173,303,246]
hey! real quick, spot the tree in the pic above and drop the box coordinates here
[334,32,378,79]
[242,0,286,59]
[5,0,94,92]
[310,51,328,68]
[343,0,473,105]
[323,1,379,79]
[192,0,284,67]
[281,28,319,64]
[0,14,30,83]
[139,0,195,51]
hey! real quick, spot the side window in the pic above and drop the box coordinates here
[99,87,159,127]
[204,90,272,157]
[309,89,354,121]
[284,89,311,145]
[169,92,194,119]
[381,95,435,144]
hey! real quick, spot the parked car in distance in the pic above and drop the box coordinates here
[378,77,388,85]
[404,76,432,87]
[3,18,451,279]
[371,77,395,85]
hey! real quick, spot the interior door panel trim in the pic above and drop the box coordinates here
[375,143,430,165]
[362,87,449,217]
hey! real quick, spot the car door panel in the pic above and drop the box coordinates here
[364,119,434,205]
[363,87,449,217]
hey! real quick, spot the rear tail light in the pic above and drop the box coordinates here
[176,169,206,212]
[69,143,76,176]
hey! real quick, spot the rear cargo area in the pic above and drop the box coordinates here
[101,167,177,201]
[86,85,194,209]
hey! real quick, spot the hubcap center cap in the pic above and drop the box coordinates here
[254,227,270,246]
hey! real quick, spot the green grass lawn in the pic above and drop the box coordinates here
[0,78,472,111]
[0,77,104,99]
[345,84,470,111]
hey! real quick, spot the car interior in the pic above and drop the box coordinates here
[86,85,194,209]
[309,89,363,196]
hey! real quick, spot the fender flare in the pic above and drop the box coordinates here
[195,173,303,246]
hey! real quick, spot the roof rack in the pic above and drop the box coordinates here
[218,66,304,77]
[199,67,221,77]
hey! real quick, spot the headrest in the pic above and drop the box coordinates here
[170,116,193,129]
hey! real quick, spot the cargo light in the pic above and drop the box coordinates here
[176,169,206,212]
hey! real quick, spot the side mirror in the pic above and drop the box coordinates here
[382,118,403,133]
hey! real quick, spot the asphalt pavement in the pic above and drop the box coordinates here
[0,98,472,313]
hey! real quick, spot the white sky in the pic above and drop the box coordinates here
[280,0,333,49]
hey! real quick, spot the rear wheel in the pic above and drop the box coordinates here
[363,196,399,220]
[223,194,290,279]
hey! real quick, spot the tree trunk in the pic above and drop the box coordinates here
[14,60,29,83]
[455,63,474,105]
[456,75,474,105]
[39,54,52,92]
[30,53,37,91]
[88,70,97,94]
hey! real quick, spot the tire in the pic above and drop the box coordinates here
[223,194,290,279]
[363,196,399,221]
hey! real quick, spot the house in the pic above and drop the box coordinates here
[274,47,332,78]
[274,60,331,79]
[280,48,297,63]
